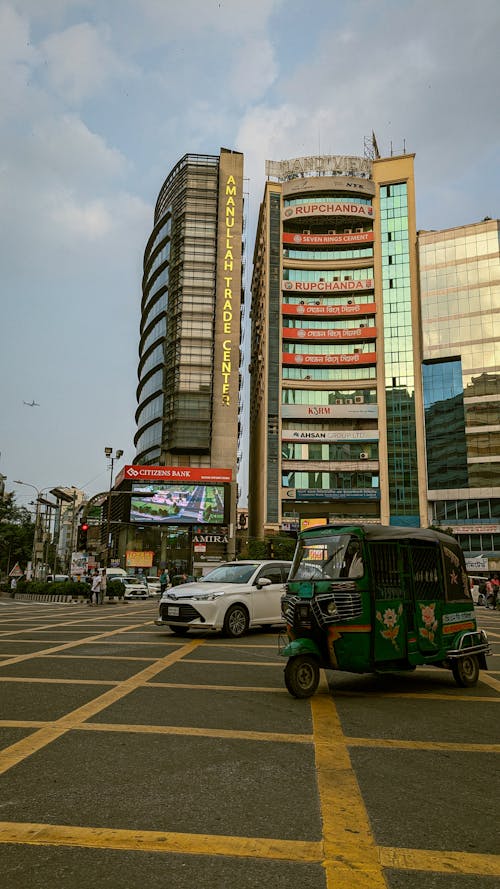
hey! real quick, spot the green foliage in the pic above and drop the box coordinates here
[15,580,90,597]
[239,535,297,561]
[107,579,125,598]
[0,494,35,578]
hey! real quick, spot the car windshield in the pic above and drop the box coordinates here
[124,577,147,586]
[289,534,363,580]
[201,564,260,584]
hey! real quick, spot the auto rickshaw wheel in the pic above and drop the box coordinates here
[284,655,320,698]
[451,654,479,688]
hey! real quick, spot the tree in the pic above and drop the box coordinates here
[0,494,35,578]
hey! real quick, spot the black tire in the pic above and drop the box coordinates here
[284,655,320,698]
[223,604,249,638]
[168,625,190,636]
[451,654,480,687]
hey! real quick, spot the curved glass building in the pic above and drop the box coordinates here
[134,149,244,558]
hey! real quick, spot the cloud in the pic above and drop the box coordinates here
[231,35,278,102]
[41,21,135,102]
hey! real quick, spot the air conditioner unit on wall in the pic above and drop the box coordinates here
[303,229,311,235]
[354,396,364,404]
[328,229,335,234]
[359,452,368,460]
[345,399,354,404]
[335,398,343,405]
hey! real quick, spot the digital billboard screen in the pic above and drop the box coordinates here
[130,483,226,525]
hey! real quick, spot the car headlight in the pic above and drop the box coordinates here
[191,591,225,601]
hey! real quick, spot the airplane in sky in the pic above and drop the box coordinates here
[23,400,40,407]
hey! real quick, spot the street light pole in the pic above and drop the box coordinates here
[104,448,123,569]
[13,480,41,579]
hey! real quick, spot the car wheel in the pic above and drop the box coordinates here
[284,655,320,698]
[168,625,190,636]
[478,593,486,606]
[451,654,479,688]
[223,604,249,638]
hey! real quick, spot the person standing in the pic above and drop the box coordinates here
[90,571,101,606]
[160,569,169,594]
[99,570,107,605]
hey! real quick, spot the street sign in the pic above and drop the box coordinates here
[9,562,23,577]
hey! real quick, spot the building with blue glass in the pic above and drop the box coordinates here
[419,218,500,571]
[248,152,427,538]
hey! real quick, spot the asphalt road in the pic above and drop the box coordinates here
[0,598,498,888]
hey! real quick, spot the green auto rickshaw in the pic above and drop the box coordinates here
[280,524,490,698]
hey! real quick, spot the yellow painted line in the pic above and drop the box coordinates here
[380,845,500,876]
[345,736,500,753]
[311,693,388,888]
[148,682,287,693]
[0,677,118,686]
[0,621,159,667]
[0,639,205,776]
[477,671,500,692]
[332,690,499,703]
[76,721,312,744]
[175,658,282,667]
[0,821,322,862]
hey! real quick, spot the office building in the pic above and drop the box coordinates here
[248,151,427,538]
[420,218,500,569]
[130,149,244,567]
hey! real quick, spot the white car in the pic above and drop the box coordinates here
[155,560,291,637]
[122,577,149,600]
[146,576,162,597]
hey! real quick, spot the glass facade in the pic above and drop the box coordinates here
[419,220,500,556]
[380,182,419,524]
[135,154,221,462]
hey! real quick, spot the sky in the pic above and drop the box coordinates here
[1,0,499,509]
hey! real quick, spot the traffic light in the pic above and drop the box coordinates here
[78,522,89,550]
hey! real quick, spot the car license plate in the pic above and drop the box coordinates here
[167,606,180,616]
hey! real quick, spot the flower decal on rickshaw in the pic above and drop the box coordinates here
[419,603,438,645]
[376,604,403,650]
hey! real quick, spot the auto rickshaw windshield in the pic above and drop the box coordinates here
[289,534,363,580]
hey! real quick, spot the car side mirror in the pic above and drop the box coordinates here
[256,577,272,588]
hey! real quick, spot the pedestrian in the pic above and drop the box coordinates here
[10,577,17,593]
[90,570,101,606]
[491,575,500,610]
[99,570,107,605]
[160,568,170,594]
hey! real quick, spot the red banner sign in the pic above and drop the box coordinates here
[117,465,233,485]
[282,302,377,317]
[282,326,376,341]
[283,231,374,245]
[282,352,376,366]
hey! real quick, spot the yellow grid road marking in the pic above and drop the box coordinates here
[0,822,498,877]
[0,639,204,776]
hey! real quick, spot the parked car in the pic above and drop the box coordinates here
[146,575,161,597]
[122,577,149,600]
[155,560,292,638]
[469,575,488,606]
[46,574,70,583]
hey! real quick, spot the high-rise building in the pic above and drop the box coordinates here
[248,151,427,538]
[419,218,500,569]
[132,149,244,564]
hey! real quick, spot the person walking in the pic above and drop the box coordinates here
[160,569,170,594]
[90,571,101,606]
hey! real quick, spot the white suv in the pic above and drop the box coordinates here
[155,560,291,638]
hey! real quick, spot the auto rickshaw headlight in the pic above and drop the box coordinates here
[298,604,310,620]
[326,600,338,616]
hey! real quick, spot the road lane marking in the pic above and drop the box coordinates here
[0,639,205,776]
[379,845,500,876]
[0,821,322,861]
[311,693,388,888]
[0,822,498,877]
